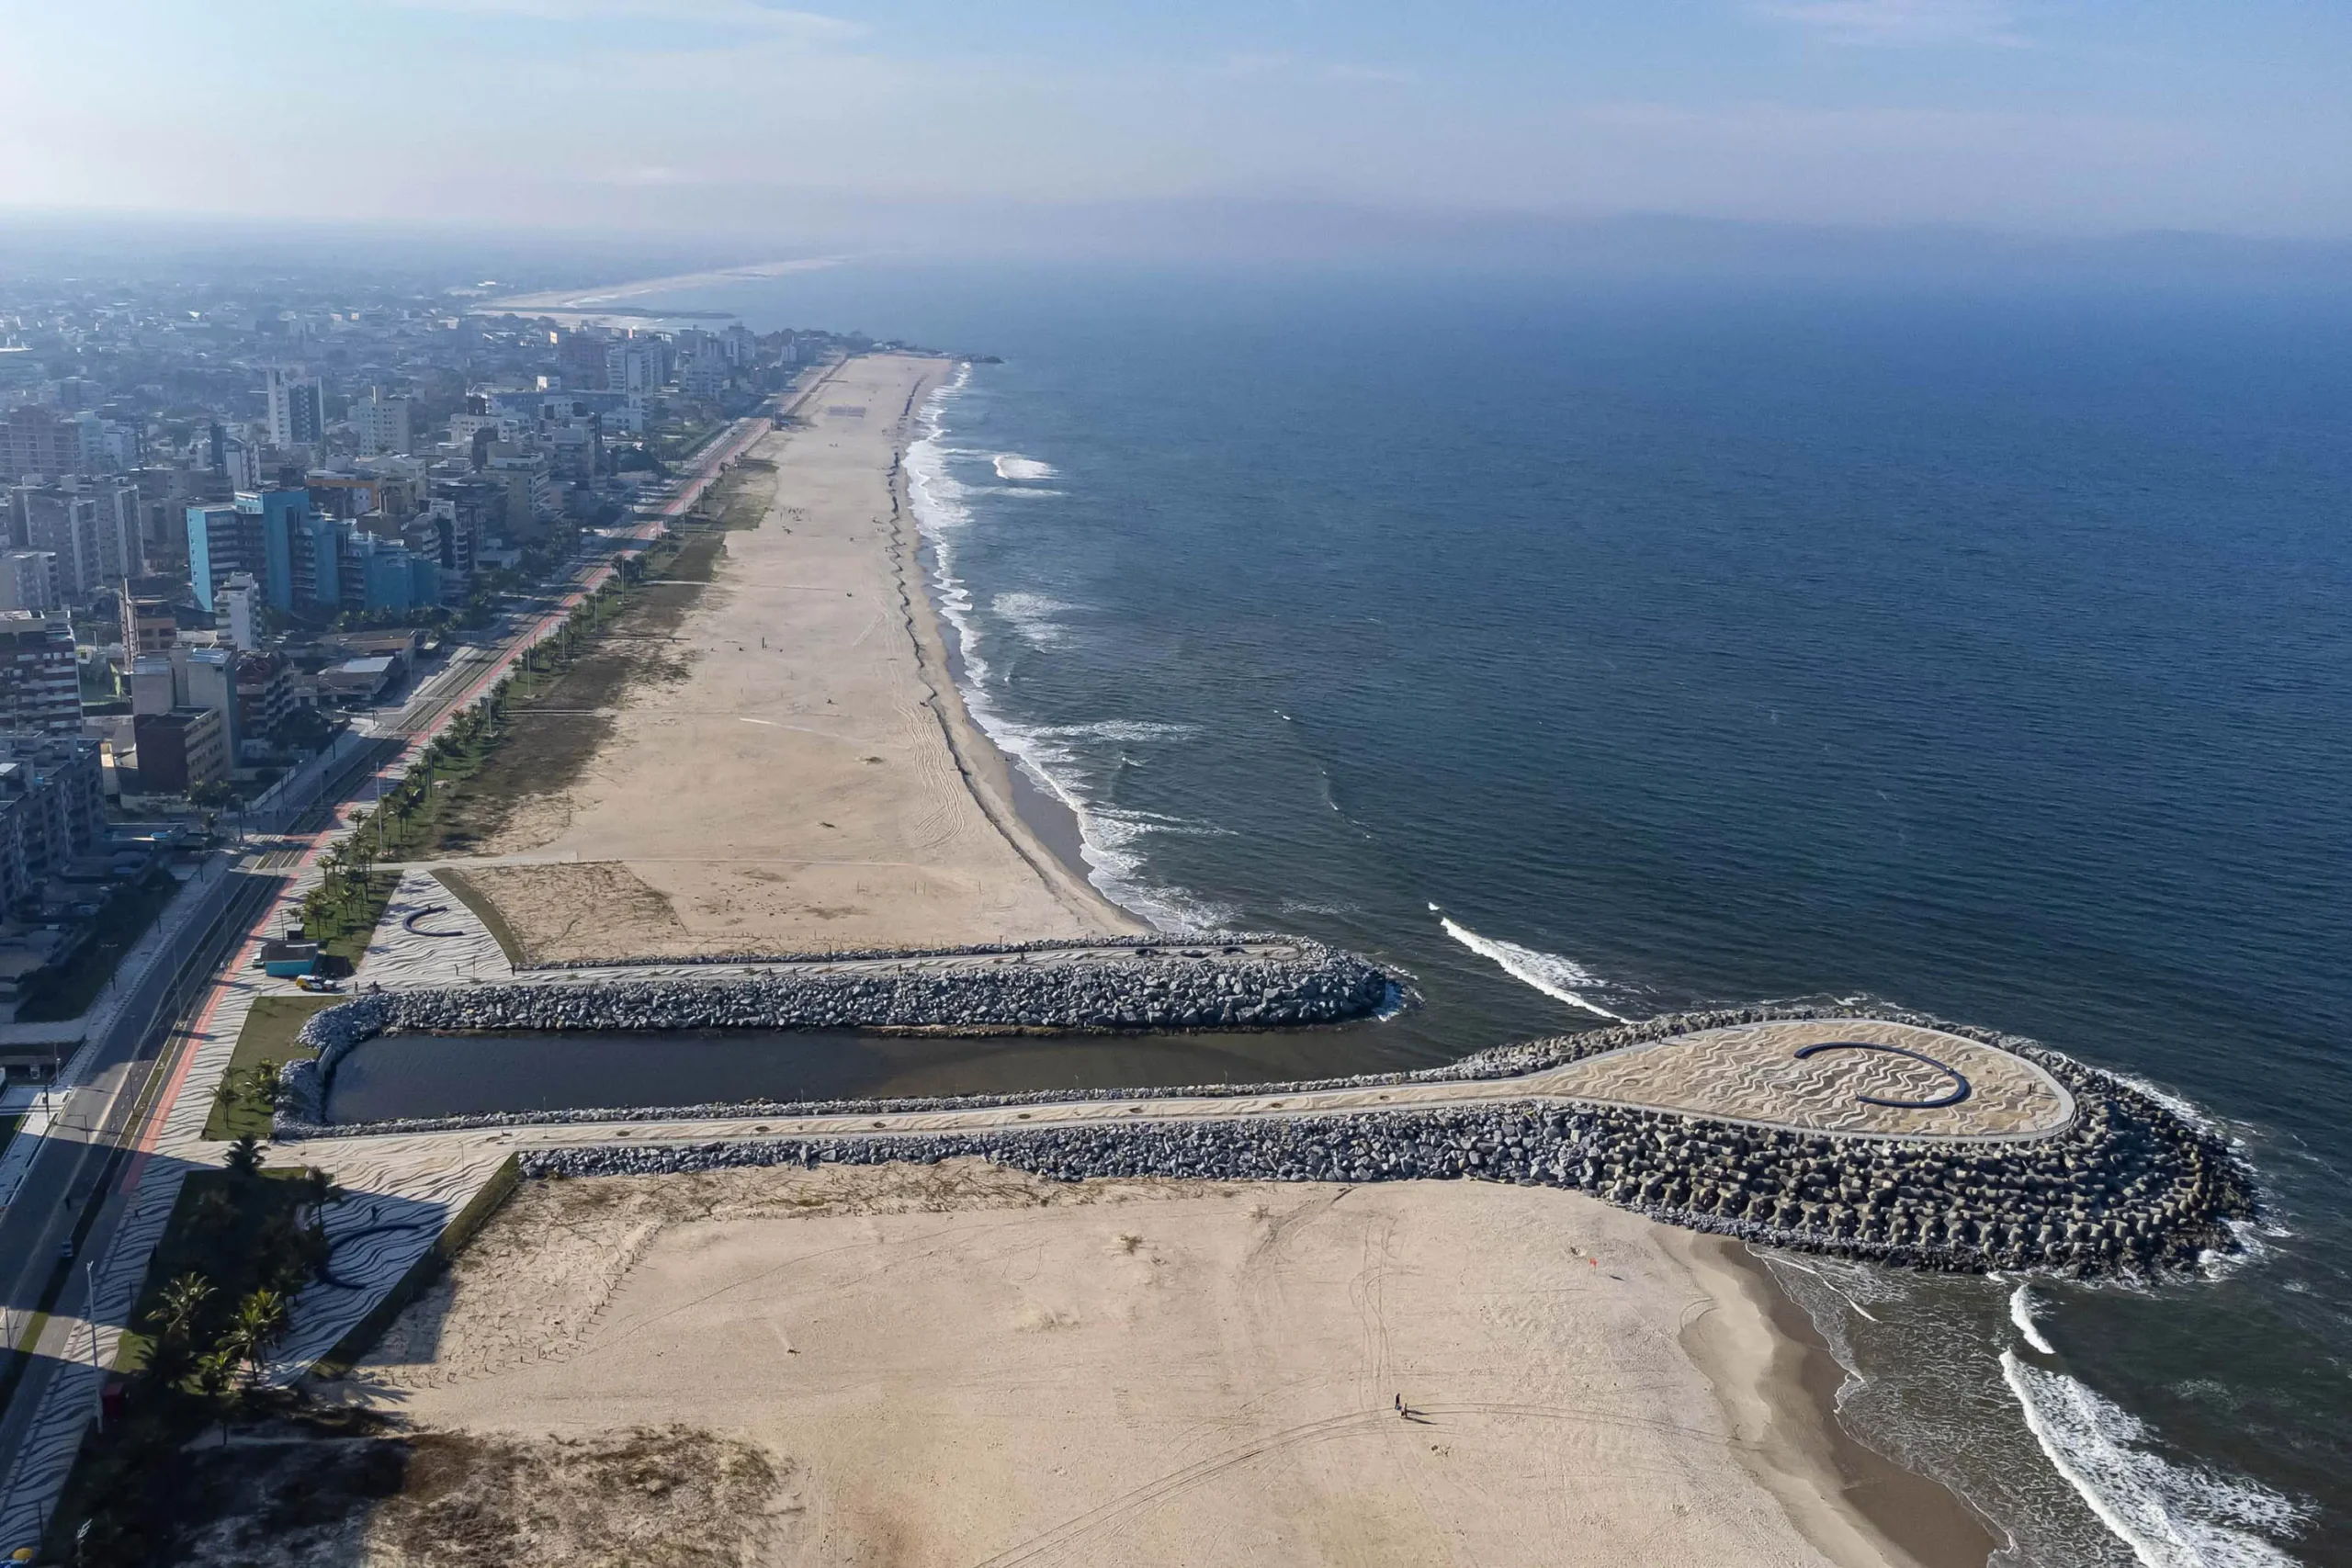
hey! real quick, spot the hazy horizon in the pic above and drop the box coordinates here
[3,0,2347,267]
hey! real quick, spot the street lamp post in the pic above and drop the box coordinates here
[85,1259,101,1430]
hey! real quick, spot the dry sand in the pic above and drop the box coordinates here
[333,1162,1974,1568]
[451,355,1143,960]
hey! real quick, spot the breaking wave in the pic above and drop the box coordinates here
[1430,908,1624,1020]
[2001,1353,2307,1567]
[992,592,1075,649]
[906,375,1224,932]
[2010,1284,2057,1356]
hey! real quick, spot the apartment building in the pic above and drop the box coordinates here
[0,611,81,734]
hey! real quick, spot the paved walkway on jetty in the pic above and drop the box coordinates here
[304,1017,2073,1155]
[338,866,1308,995]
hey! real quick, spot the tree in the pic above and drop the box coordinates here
[299,1165,340,1218]
[144,1273,214,1346]
[193,1345,239,1401]
[223,1134,265,1178]
[225,1289,288,1383]
[187,1187,236,1238]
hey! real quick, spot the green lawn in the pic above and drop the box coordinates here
[302,869,403,967]
[110,1165,321,1376]
[203,996,336,1141]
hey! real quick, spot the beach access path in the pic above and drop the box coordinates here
[436,353,1146,962]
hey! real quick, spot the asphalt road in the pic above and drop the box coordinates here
[0,737,393,1477]
[0,405,783,1497]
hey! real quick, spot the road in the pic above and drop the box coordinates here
[0,389,801,1537]
[0,735,397,1497]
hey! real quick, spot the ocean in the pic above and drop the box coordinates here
[630,264,2352,1565]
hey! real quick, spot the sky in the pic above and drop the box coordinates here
[1,1,2346,257]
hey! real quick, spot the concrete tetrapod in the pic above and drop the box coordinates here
[277,997,2255,1281]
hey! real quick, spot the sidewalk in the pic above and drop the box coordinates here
[0,410,780,1557]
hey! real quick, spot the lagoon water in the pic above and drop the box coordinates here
[325,1025,1411,1122]
[570,266,2350,1563]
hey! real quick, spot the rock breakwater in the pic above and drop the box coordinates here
[277,939,1396,1124]
[286,998,2254,1281]
[514,1077,2248,1280]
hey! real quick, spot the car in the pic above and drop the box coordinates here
[56,1239,73,1261]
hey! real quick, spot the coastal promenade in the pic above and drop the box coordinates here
[0,399,790,1556]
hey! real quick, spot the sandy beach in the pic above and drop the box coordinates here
[314,355,2005,1567]
[444,355,1145,961]
[329,1161,1981,1568]
[483,258,845,319]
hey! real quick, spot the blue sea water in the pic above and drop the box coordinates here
[642,265,2352,1565]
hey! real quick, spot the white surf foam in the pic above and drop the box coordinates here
[992,453,1057,481]
[2000,1352,2307,1567]
[1431,907,1624,1021]
[905,375,1221,933]
[2109,1071,2233,1139]
[991,591,1075,649]
[2009,1285,2056,1355]
[1033,719,1201,745]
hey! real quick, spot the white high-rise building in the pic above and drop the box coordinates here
[354,389,413,456]
[0,551,60,613]
[13,486,101,599]
[265,367,325,449]
[605,337,665,397]
[83,480,141,584]
[217,572,261,651]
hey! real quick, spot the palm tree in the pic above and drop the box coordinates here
[230,1288,288,1383]
[224,1134,265,1178]
[193,1344,239,1400]
[298,1166,341,1224]
[148,1273,214,1339]
[188,1187,236,1238]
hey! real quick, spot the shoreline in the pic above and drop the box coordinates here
[885,366,1151,937]
[912,488,1125,919]
[481,256,845,315]
[1699,1239,2001,1568]
[428,352,1140,959]
[884,367,2000,1567]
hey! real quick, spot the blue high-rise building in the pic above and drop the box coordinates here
[235,489,308,612]
[185,503,249,611]
[298,509,341,610]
